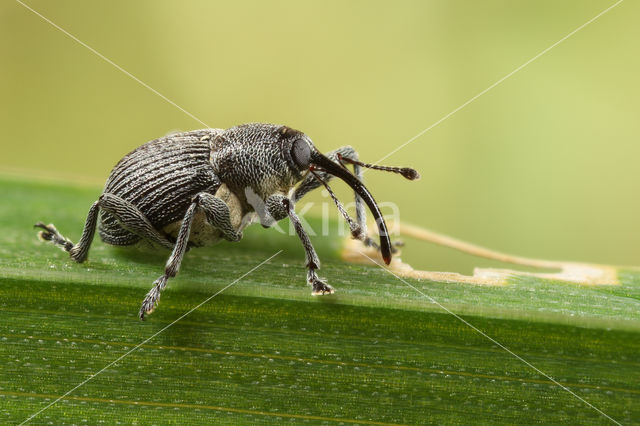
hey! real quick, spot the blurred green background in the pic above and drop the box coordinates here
[1,0,638,273]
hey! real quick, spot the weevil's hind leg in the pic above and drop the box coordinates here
[276,196,333,295]
[99,193,174,249]
[35,200,100,263]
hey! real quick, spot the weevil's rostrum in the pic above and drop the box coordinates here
[35,123,419,319]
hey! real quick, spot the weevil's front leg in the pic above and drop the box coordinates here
[279,197,333,295]
[35,200,100,263]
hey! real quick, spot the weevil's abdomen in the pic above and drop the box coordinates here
[99,130,222,246]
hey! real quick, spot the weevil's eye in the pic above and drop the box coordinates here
[291,138,311,170]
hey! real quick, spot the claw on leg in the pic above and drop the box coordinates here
[34,222,74,252]
[311,279,335,295]
[308,270,334,295]
[34,222,55,240]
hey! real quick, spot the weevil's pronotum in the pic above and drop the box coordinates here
[35,123,419,319]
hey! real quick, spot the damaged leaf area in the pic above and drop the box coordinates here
[0,176,639,424]
[343,224,621,287]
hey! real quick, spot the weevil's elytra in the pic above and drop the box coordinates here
[35,123,420,320]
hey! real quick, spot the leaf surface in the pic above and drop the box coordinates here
[0,176,638,424]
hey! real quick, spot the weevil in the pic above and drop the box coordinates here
[35,123,419,319]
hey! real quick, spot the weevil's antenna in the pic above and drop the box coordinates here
[310,151,392,264]
[309,167,364,240]
[337,154,420,181]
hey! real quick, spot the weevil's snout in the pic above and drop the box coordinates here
[309,151,393,265]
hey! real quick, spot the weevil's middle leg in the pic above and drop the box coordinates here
[196,192,243,242]
[139,191,242,319]
[139,200,197,320]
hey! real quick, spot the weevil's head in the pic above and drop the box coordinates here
[214,123,416,265]
[278,125,397,265]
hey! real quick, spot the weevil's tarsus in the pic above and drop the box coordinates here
[310,269,335,295]
[34,200,100,263]
[139,275,167,319]
[34,222,74,252]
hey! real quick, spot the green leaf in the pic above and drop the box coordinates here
[1,175,638,424]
